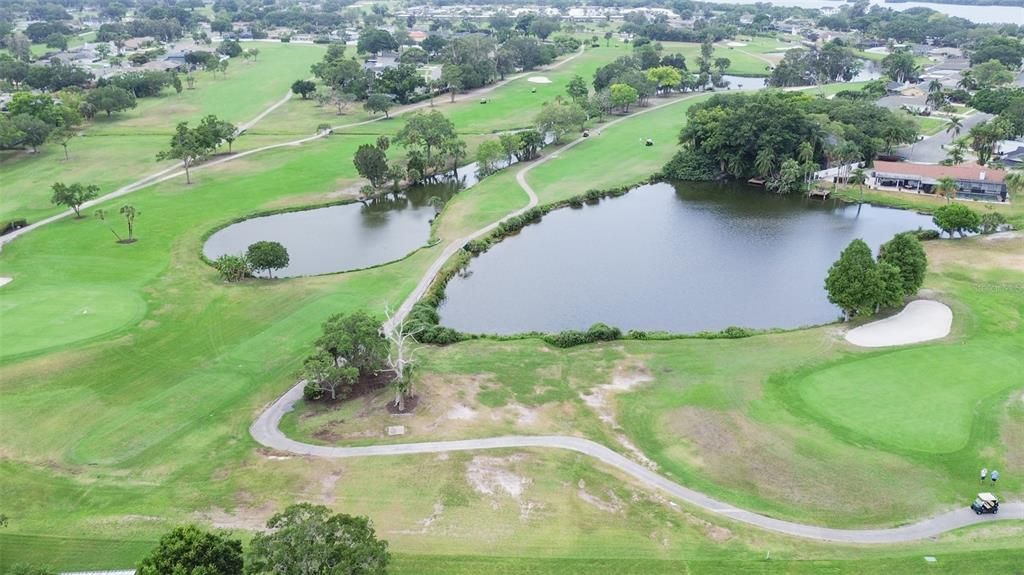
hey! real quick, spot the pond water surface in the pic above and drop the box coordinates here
[438,182,938,334]
[203,185,455,277]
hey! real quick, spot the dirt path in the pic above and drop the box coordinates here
[0,47,587,250]
[251,380,1023,543]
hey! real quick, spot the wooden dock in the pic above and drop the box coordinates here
[808,188,831,199]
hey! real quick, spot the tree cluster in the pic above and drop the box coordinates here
[302,311,388,401]
[825,233,927,320]
[768,40,862,87]
[156,115,239,183]
[668,90,917,183]
[114,505,388,575]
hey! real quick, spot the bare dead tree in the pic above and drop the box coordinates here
[383,307,421,412]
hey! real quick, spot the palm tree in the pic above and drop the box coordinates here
[956,70,977,91]
[935,176,958,203]
[928,79,943,94]
[838,141,861,183]
[945,116,962,139]
[755,149,776,178]
[1005,171,1024,201]
[946,137,968,164]
[850,167,867,200]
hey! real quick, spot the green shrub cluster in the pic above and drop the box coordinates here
[912,228,941,241]
[1,219,28,235]
[661,148,721,181]
[543,323,624,348]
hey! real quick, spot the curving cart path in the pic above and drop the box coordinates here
[252,381,1022,544]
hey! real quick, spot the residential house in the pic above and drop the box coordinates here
[872,161,1009,202]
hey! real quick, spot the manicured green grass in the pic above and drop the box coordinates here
[0,43,326,223]
[798,343,1022,453]
[913,114,949,136]
[660,41,779,77]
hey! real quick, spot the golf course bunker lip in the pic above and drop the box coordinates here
[0,276,11,288]
[527,76,553,84]
[845,300,953,348]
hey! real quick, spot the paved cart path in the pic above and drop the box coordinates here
[252,381,1023,544]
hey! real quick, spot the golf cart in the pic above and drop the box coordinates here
[971,493,999,515]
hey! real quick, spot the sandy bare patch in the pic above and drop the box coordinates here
[845,300,952,347]
[446,404,477,421]
[581,365,657,469]
[725,41,747,47]
[466,455,539,519]
[527,76,552,84]
[576,479,624,514]
[467,455,530,498]
[982,231,1022,242]
[195,503,275,531]
[0,277,11,288]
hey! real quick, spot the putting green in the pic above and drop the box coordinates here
[0,285,146,359]
[797,342,1022,454]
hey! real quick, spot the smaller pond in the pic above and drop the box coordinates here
[438,182,938,335]
[203,185,455,277]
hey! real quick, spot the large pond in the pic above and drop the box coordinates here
[203,185,456,277]
[438,182,938,335]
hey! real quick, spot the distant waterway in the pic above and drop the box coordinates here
[707,0,1022,24]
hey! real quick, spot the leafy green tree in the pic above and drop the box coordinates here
[1005,171,1024,201]
[291,79,316,99]
[246,241,289,277]
[395,110,459,165]
[156,121,220,184]
[875,262,906,311]
[498,132,522,164]
[476,139,505,177]
[972,59,1015,89]
[881,49,918,83]
[363,93,393,118]
[535,100,586,143]
[516,129,545,161]
[980,211,1007,234]
[11,114,51,152]
[86,86,137,117]
[246,503,389,575]
[8,92,64,126]
[646,65,682,94]
[50,182,99,217]
[353,143,390,187]
[302,350,359,400]
[566,74,589,103]
[137,525,243,575]
[945,138,967,165]
[322,311,387,374]
[825,239,882,320]
[932,204,980,238]
[969,35,1024,69]
[357,28,398,55]
[609,83,638,112]
[440,63,463,103]
[878,232,927,296]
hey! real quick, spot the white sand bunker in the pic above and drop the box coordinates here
[0,277,11,288]
[845,300,952,348]
[527,76,552,84]
[725,41,748,47]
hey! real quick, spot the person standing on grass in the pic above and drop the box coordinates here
[981,468,988,482]
[991,470,999,483]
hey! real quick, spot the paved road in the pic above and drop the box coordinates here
[0,47,587,250]
[252,381,1022,544]
[897,111,993,164]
